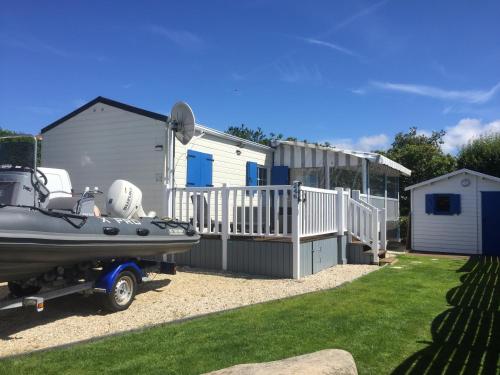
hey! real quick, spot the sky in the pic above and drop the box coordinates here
[1,0,499,154]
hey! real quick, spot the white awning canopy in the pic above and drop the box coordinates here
[273,140,411,176]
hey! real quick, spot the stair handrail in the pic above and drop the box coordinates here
[349,190,381,262]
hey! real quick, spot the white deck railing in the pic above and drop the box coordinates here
[300,186,339,237]
[167,183,386,278]
[360,194,399,221]
[171,185,293,237]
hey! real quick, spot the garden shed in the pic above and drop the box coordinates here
[406,169,500,255]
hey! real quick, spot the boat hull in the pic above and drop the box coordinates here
[0,206,200,282]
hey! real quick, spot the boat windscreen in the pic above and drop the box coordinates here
[0,139,36,169]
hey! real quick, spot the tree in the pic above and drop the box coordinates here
[0,127,42,166]
[0,127,17,137]
[382,127,456,216]
[456,133,500,178]
[226,124,297,146]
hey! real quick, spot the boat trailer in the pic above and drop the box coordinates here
[0,259,176,313]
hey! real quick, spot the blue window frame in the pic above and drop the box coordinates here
[187,150,213,187]
[425,193,461,215]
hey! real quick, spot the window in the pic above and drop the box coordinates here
[368,163,385,197]
[290,167,325,188]
[247,162,268,186]
[425,194,461,215]
[330,165,362,191]
[435,196,451,213]
[387,176,399,199]
[257,166,267,186]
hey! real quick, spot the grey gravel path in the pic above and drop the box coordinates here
[0,264,377,357]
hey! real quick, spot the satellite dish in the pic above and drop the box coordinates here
[170,101,195,145]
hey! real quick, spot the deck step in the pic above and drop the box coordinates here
[379,256,398,265]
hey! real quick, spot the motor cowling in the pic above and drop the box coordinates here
[106,180,150,219]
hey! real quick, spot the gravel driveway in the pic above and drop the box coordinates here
[0,264,377,358]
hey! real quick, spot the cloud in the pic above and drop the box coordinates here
[274,61,323,84]
[300,37,358,57]
[148,25,203,50]
[371,81,500,104]
[351,88,366,95]
[0,32,110,62]
[0,33,69,57]
[334,0,389,31]
[439,118,500,154]
[326,133,390,151]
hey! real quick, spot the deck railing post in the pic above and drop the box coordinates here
[336,187,345,234]
[371,207,380,264]
[380,209,387,250]
[221,184,229,270]
[352,190,361,202]
[291,181,302,279]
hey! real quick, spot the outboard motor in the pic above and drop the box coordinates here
[106,179,156,219]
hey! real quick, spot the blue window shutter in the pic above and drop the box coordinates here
[187,150,200,186]
[271,166,289,185]
[187,150,213,187]
[425,194,434,214]
[246,162,258,186]
[203,154,214,187]
[451,194,461,215]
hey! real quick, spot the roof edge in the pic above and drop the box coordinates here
[195,124,272,151]
[41,96,167,134]
[405,168,500,191]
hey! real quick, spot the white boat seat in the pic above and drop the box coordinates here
[46,197,80,212]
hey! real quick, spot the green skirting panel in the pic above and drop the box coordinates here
[175,237,223,270]
[346,243,374,264]
[175,235,348,278]
[300,235,346,277]
[227,239,293,278]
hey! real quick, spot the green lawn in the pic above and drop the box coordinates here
[0,255,498,375]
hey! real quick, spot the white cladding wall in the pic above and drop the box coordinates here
[42,102,273,216]
[411,172,500,254]
[41,103,166,214]
[173,132,272,188]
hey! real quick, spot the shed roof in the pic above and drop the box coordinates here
[40,97,272,151]
[405,169,500,191]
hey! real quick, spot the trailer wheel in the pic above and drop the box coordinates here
[101,271,137,312]
[8,282,41,298]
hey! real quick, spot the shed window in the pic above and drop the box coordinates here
[425,194,461,215]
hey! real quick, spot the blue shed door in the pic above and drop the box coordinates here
[481,191,500,255]
[187,150,213,187]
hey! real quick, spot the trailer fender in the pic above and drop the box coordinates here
[96,261,145,293]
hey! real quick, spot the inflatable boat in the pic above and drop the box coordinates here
[0,205,199,282]
[0,136,199,284]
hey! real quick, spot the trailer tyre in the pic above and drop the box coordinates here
[8,282,41,298]
[101,271,137,312]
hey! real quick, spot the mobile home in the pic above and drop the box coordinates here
[41,97,411,278]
